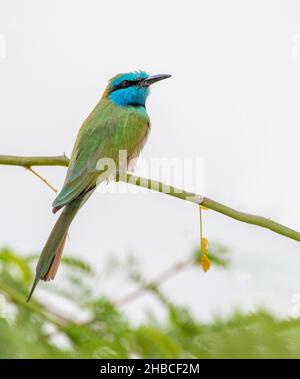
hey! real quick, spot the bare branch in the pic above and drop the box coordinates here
[114,257,193,306]
[26,167,57,193]
[1,154,300,243]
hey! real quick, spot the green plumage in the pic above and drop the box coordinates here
[53,98,149,211]
[27,198,83,300]
[27,71,170,301]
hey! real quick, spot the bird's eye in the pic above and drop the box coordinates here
[122,80,130,88]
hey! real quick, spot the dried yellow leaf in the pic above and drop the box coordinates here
[201,254,211,272]
[201,237,211,272]
[201,237,209,253]
[199,205,212,272]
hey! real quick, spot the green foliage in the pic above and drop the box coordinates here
[0,246,300,358]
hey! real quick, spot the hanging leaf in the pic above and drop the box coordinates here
[199,206,211,272]
[201,237,211,272]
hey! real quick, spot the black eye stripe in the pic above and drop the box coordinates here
[110,79,141,93]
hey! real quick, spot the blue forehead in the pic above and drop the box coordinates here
[110,71,149,88]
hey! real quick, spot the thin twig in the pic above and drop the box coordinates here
[0,154,300,243]
[114,257,193,306]
[26,166,57,193]
[199,206,203,245]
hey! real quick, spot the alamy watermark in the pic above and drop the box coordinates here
[95,150,205,197]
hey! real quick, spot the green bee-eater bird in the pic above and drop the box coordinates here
[27,71,171,301]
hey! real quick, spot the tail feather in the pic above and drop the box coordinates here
[27,198,82,302]
[26,276,40,303]
[43,233,67,281]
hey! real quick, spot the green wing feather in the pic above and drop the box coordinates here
[28,98,149,301]
[53,99,149,211]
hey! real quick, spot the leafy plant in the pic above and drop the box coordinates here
[0,246,299,358]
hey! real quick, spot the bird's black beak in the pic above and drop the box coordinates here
[141,74,171,87]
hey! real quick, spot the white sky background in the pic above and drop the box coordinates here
[1,0,300,323]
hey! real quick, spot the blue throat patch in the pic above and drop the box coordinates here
[108,71,150,107]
